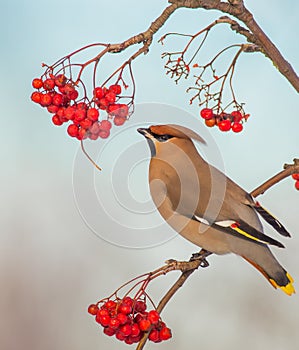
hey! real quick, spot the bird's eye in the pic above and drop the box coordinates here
[157,134,173,142]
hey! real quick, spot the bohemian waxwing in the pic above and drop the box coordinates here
[137,124,295,296]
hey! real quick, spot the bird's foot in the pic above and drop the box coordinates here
[190,249,212,268]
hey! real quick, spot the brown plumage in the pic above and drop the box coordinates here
[138,124,295,295]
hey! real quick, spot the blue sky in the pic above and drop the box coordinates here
[1,1,299,349]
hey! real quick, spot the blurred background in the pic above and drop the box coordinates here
[1,1,298,349]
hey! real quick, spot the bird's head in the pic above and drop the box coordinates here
[137,124,206,157]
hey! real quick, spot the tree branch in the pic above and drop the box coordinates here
[107,3,179,54]
[169,0,299,92]
[136,251,211,350]
[250,158,299,197]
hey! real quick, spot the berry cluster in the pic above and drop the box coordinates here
[200,108,249,133]
[31,74,129,140]
[292,173,299,190]
[88,296,172,345]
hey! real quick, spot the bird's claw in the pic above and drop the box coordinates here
[190,250,211,268]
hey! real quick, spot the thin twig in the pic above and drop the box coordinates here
[80,141,102,171]
[250,158,299,197]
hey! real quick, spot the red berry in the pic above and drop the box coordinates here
[114,116,126,126]
[63,84,78,100]
[119,324,132,337]
[147,310,160,325]
[134,300,146,313]
[80,118,93,129]
[64,106,76,120]
[74,103,87,121]
[232,122,243,133]
[96,314,111,326]
[118,303,132,315]
[74,111,86,123]
[291,173,299,180]
[104,300,117,309]
[107,103,120,115]
[128,334,142,343]
[98,98,110,110]
[52,114,63,126]
[295,180,299,190]
[109,317,120,329]
[58,85,66,94]
[200,108,214,120]
[31,91,42,103]
[32,78,43,89]
[116,313,128,325]
[218,119,231,132]
[105,91,116,103]
[94,87,105,99]
[67,124,79,138]
[89,122,101,135]
[138,319,151,331]
[131,323,141,337]
[40,93,52,107]
[77,127,87,140]
[100,120,112,131]
[115,331,126,341]
[89,133,99,140]
[205,118,216,127]
[52,93,64,106]
[134,313,144,323]
[122,296,133,306]
[76,101,88,110]
[63,83,74,95]
[97,308,109,317]
[87,304,99,315]
[47,104,59,114]
[87,107,99,122]
[231,110,243,122]
[43,78,55,91]
[125,337,134,345]
[56,107,66,118]
[68,89,79,100]
[159,327,172,341]
[109,84,122,95]
[118,104,129,118]
[148,329,160,343]
[103,327,116,337]
[54,74,67,87]
[99,130,110,139]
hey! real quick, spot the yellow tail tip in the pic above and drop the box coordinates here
[270,273,296,296]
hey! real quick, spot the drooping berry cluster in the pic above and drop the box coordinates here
[292,173,299,190]
[88,296,172,345]
[31,74,129,140]
[200,108,249,133]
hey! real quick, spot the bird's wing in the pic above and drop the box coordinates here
[193,215,284,248]
[250,201,291,237]
[213,219,285,248]
[224,177,291,237]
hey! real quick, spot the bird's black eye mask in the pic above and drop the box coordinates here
[145,131,174,157]
[150,132,174,142]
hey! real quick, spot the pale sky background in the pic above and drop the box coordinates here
[1,1,299,350]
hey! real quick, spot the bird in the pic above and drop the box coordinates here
[137,124,295,296]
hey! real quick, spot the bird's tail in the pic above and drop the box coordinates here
[253,201,291,237]
[242,255,295,296]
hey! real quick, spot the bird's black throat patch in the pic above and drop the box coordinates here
[146,138,156,157]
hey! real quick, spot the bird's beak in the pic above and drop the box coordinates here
[137,127,152,139]
[137,127,156,156]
